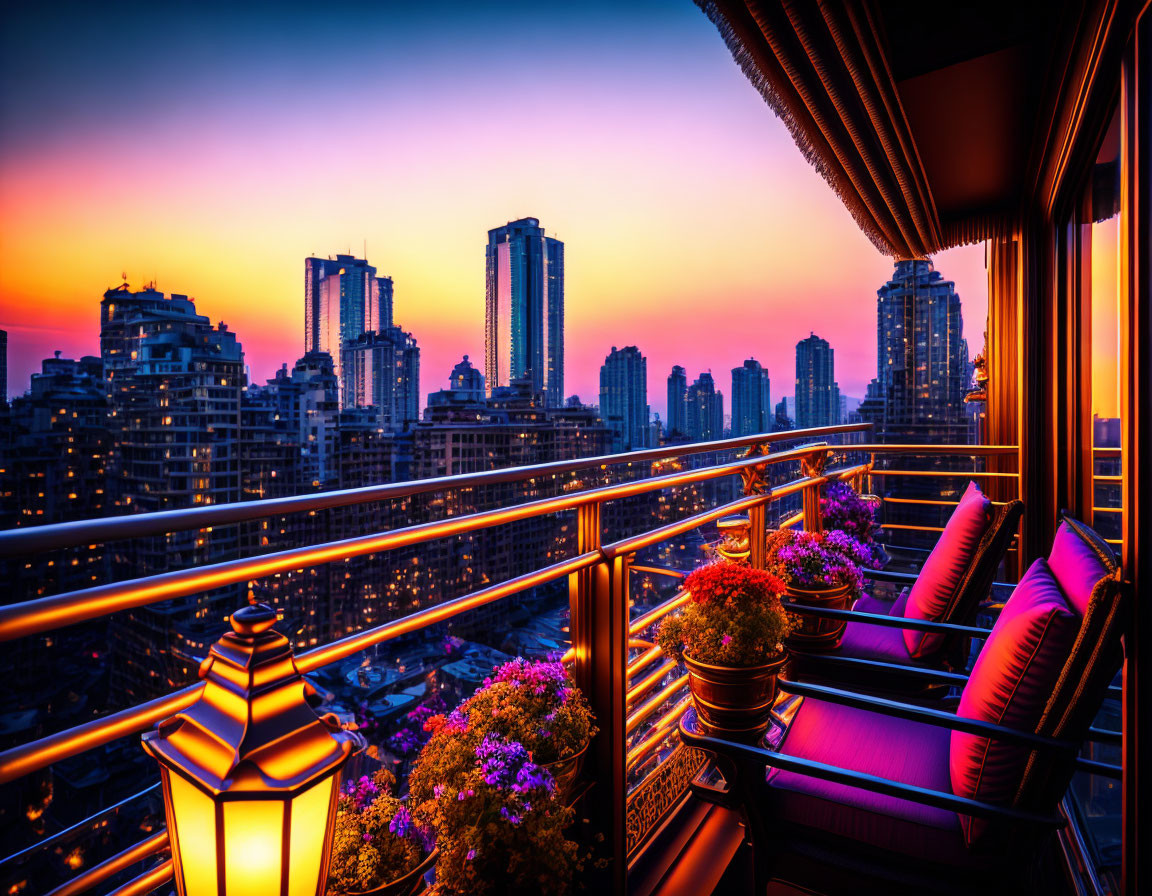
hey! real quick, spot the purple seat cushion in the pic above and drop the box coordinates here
[852,592,895,615]
[950,559,1079,845]
[767,697,967,862]
[1047,521,1113,616]
[903,482,993,659]
[837,616,915,664]
[852,587,909,617]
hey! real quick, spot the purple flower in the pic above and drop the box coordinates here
[388,806,412,838]
[474,734,555,795]
[466,849,476,861]
[721,633,732,646]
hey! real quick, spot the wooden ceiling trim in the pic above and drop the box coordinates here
[783,2,928,257]
[1030,1,1125,217]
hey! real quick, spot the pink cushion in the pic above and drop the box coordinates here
[852,586,910,618]
[1047,521,1113,616]
[902,482,992,658]
[768,697,966,862]
[950,559,1079,845]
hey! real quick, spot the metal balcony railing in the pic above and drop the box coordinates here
[0,424,1027,896]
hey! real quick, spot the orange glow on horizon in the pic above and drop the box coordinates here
[1091,215,1121,420]
[0,8,989,412]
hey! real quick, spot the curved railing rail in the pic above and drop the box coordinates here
[1,425,1023,896]
[0,425,870,557]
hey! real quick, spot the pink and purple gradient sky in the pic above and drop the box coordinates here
[0,1,987,416]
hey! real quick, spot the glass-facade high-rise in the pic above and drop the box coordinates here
[599,345,649,452]
[304,254,393,404]
[794,333,840,428]
[686,371,724,442]
[731,358,771,436]
[666,366,687,439]
[341,327,421,432]
[865,259,971,443]
[485,218,564,405]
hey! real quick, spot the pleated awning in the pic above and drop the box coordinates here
[695,0,1124,258]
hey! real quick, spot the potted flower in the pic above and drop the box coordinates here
[460,658,597,801]
[410,727,581,895]
[766,528,872,649]
[656,560,792,742]
[406,659,598,895]
[327,769,437,896]
[821,482,887,567]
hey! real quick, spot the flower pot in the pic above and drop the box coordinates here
[540,738,589,804]
[683,653,787,743]
[783,582,853,650]
[337,848,438,896]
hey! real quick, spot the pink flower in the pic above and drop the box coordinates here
[721,634,732,646]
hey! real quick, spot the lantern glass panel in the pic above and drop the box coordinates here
[224,798,285,895]
[168,772,219,896]
[289,775,336,896]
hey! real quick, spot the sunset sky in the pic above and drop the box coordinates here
[0,0,988,415]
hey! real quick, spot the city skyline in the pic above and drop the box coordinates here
[0,2,989,414]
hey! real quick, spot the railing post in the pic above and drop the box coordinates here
[739,441,771,564]
[569,502,627,895]
[747,504,766,569]
[592,550,629,894]
[800,449,829,533]
[569,502,601,693]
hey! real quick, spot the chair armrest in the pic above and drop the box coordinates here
[783,603,991,637]
[861,567,920,584]
[678,711,1065,829]
[778,679,1077,753]
[790,653,969,686]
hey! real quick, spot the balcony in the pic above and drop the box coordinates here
[0,424,1121,896]
[1,1,1149,895]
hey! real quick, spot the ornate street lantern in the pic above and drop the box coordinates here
[143,604,364,896]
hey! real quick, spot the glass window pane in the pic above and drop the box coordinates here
[223,798,284,895]
[168,772,219,896]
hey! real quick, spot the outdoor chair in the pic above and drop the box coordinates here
[787,482,1024,700]
[683,516,1125,894]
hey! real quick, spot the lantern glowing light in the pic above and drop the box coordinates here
[143,604,364,896]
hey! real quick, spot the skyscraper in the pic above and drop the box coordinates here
[865,259,970,442]
[485,218,564,405]
[340,327,420,431]
[99,284,246,701]
[686,372,724,442]
[666,366,687,438]
[794,334,840,428]
[599,346,649,452]
[265,351,340,490]
[731,358,771,436]
[304,254,393,402]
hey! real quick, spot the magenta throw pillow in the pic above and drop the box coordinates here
[901,482,993,658]
[949,559,1079,845]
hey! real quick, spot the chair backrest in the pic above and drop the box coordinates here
[924,498,1024,667]
[1015,517,1125,815]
